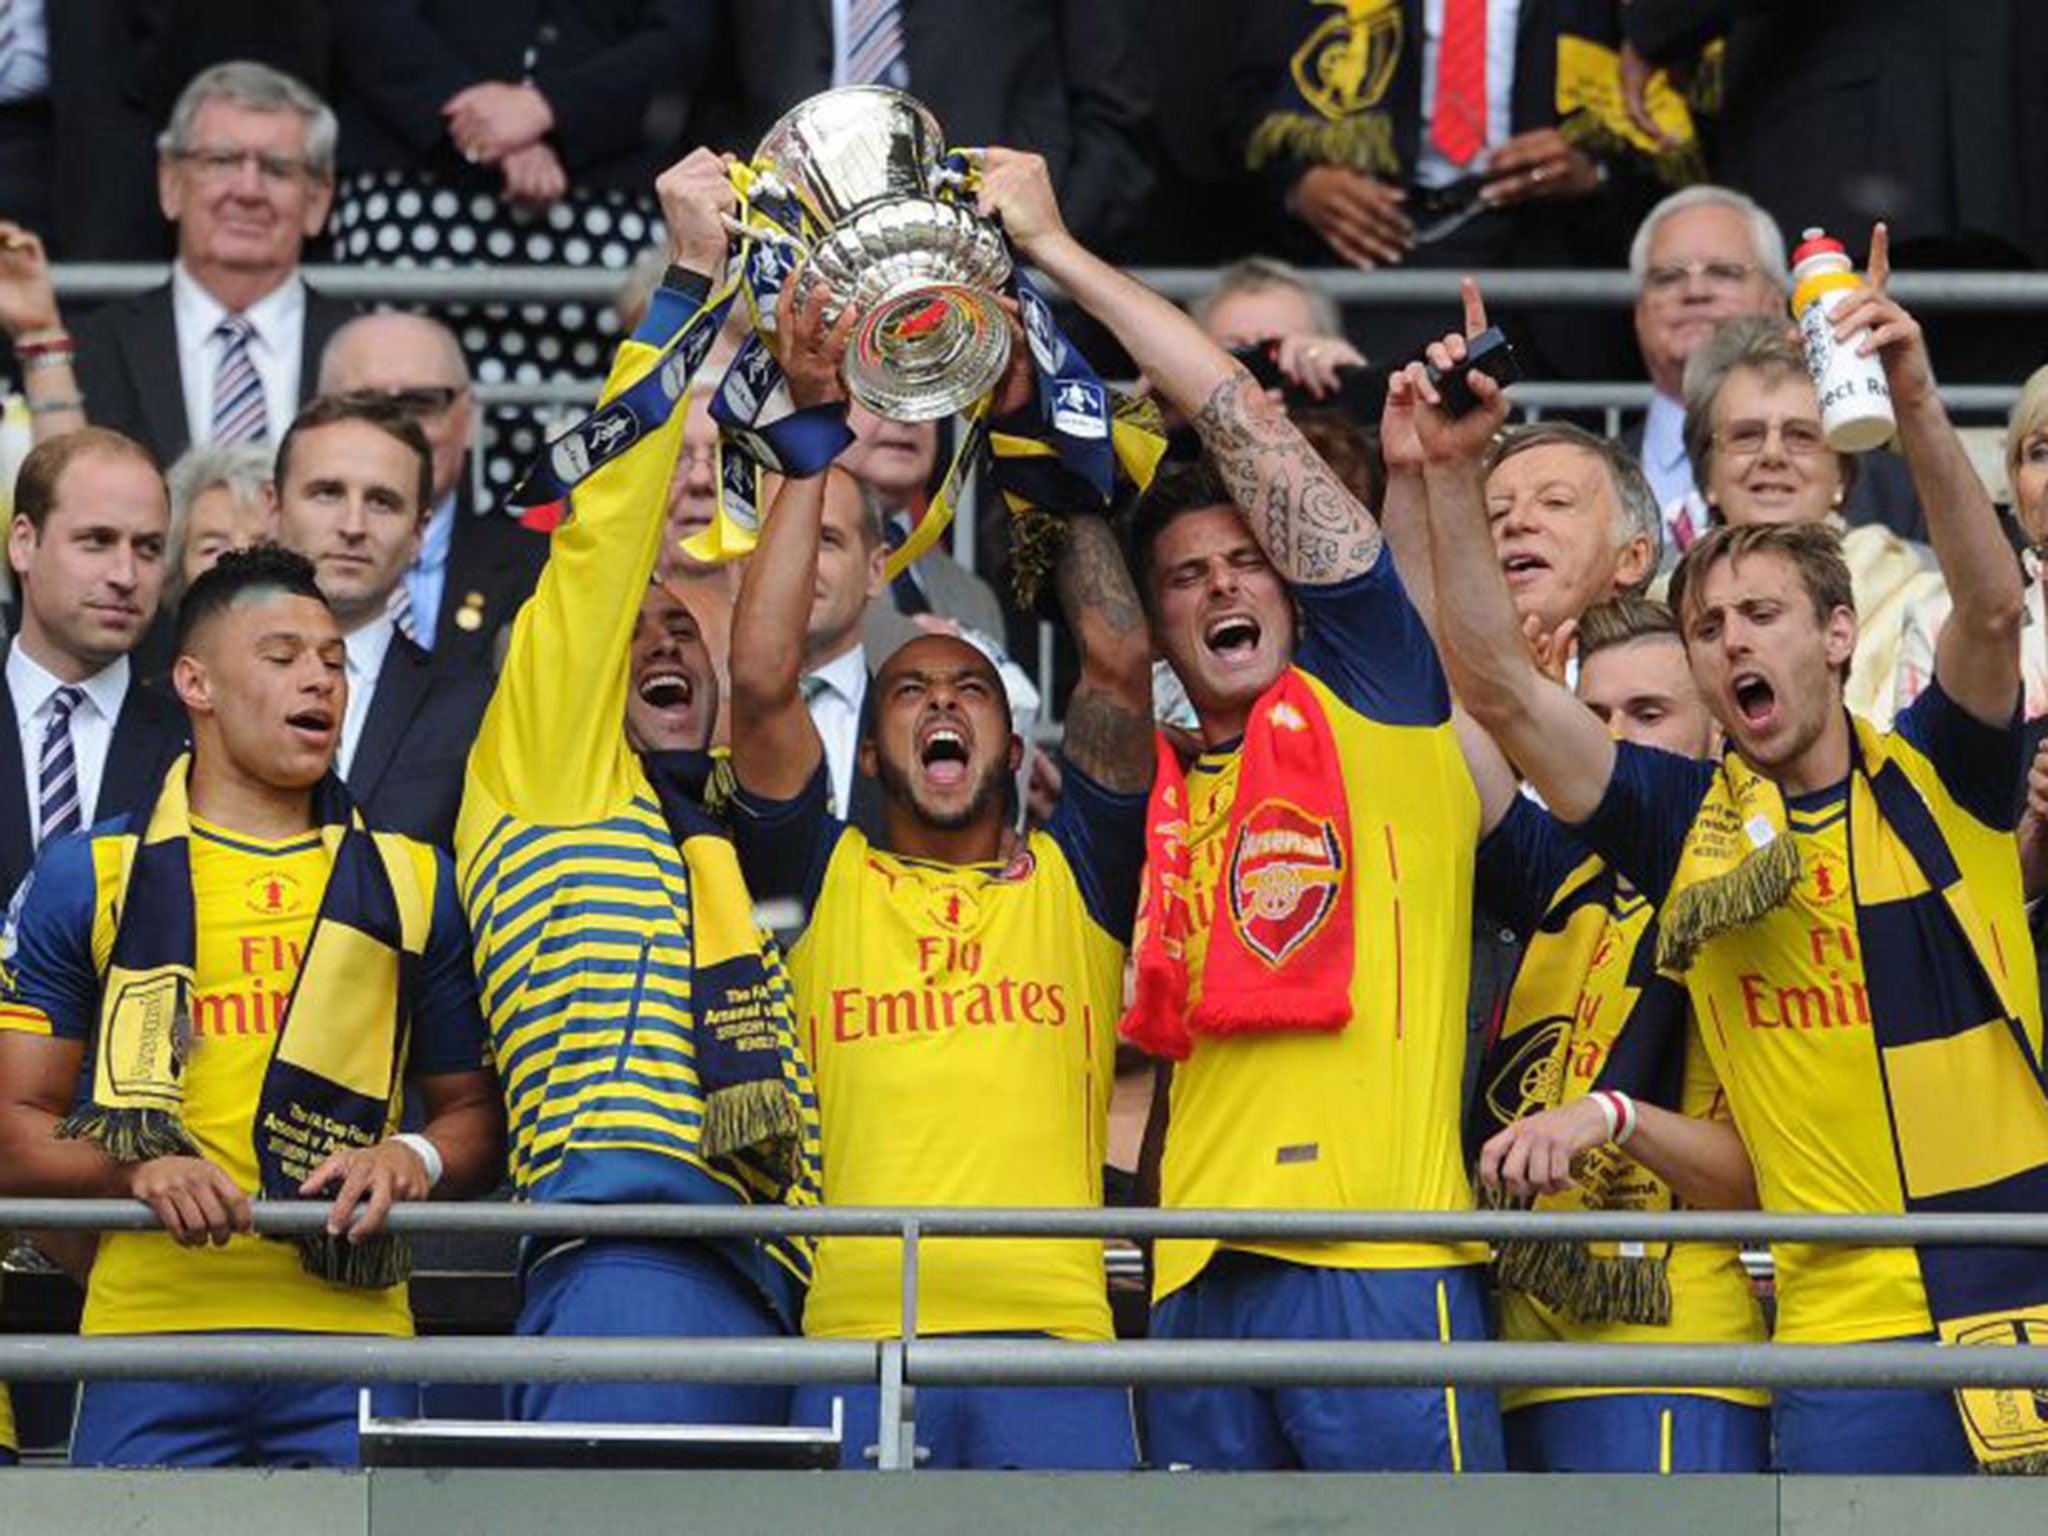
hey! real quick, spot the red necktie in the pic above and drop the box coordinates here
[1431,0,1488,166]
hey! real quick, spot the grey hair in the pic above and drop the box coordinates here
[164,441,275,603]
[1679,313,1857,506]
[1484,421,1663,590]
[157,60,337,177]
[1628,184,1788,288]
[1190,255,1342,337]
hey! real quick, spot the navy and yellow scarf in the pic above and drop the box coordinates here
[1473,851,1689,1325]
[56,757,429,1289]
[1664,719,2048,1472]
[645,749,805,1181]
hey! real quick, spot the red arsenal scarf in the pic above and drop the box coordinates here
[1120,671,1355,1059]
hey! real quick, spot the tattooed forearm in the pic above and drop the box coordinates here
[1189,369,1384,585]
[1060,688,1156,794]
[1055,512,1155,794]
[1056,513,1146,648]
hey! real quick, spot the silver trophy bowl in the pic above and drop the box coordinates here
[751,87,1012,421]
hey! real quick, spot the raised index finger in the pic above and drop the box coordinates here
[1462,276,1489,339]
[1866,222,1891,294]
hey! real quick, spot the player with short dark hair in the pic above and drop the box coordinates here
[0,544,502,1467]
[725,271,1156,1470]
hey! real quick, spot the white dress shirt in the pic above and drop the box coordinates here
[0,0,51,102]
[804,642,868,817]
[1414,0,1523,188]
[1641,390,1701,546]
[170,261,307,448]
[7,646,128,847]
[338,615,396,779]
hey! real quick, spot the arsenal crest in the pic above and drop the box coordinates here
[1225,798,1345,967]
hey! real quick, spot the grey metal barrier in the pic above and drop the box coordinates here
[47,265,2048,310]
[4,1201,2048,1470]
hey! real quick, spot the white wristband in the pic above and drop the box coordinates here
[392,1132,444,1191]
[1590,1091,1638,1147]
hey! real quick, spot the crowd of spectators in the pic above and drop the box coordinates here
[0,0,2044,1483]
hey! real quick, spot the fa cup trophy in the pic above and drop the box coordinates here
[743,87,1013,421]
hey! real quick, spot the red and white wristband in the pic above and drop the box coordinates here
[1590,1090,1638,1147]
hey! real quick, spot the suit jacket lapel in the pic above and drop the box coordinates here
[349,638,430,804]
[0,650,29,892]
[102,683,165,816]
[134,286,193,462]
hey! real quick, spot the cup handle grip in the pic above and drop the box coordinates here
[720,213,808,256]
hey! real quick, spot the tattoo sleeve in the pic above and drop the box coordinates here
[1189,369,1384,585]
[1055,513,1156,795]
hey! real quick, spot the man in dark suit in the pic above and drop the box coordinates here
[317,313,548,671]
[713,0,1154,253]
[269,395,491,850]
[72,60,353,469]
[0,430,188,901]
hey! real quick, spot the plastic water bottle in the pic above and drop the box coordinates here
[1789,229,1896,452]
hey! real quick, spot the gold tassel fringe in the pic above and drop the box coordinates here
[1245,114,1401,179]
[54,1107,199,1165]
[702,1079,804,1180]
[1982,1449,2048,1476]
[1657,832,1800,973]
[296,1230,412,1289]
[1007,507,1067,612]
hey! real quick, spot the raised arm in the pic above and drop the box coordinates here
[1378,382,1519,834]
[1054,513,1155,793]
[726,284,855,802]
[1833,225,2024,728]
[1412,291,1619,824]
[979,149,1380,587]
[466,151,733,828]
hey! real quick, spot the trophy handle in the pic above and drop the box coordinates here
[719,212,808,256]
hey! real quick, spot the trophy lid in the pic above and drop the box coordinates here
[753,87,947,229]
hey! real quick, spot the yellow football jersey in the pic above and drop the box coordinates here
[730,754,1145,1343]
[1689,789,1930,1343]
[784,816,1128,1341]
[84,822,420,1336]
[1153,563,1486,1303]
[1502,1018,1768,1407]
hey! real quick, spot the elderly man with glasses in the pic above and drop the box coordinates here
[1623,186,1923,562]
[72,61,356,468]
[317,312,548,670]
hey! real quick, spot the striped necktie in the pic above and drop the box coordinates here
[211,314,269,445]
[388,581,419,644]
[37,685,84,847]
[0,0,49,103]
[843,0,907,87]
[1430,0,1488,166]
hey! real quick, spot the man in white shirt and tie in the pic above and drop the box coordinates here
[801,469,888,827]
[1,428,187,899]
[73,61,356,469]
[316,313,547,670]
[268,395,492,848]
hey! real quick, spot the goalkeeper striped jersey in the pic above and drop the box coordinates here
[455,281,819,1321]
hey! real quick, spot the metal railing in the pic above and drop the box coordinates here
[5,1201,2046,1470]
[47,265,2048,310]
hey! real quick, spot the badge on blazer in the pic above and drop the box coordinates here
[455,592,485,632]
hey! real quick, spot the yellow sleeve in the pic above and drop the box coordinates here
[464,314,700,827]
